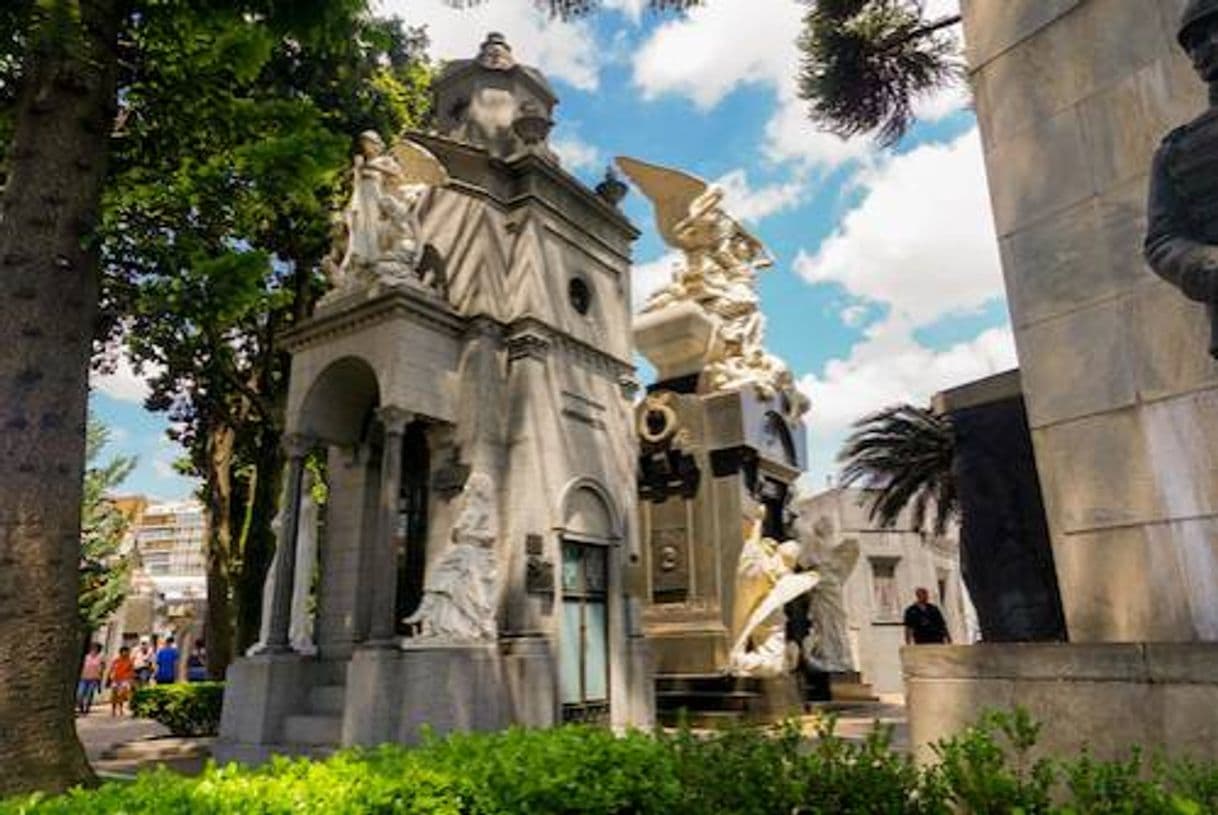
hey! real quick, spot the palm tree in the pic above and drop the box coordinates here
[837,403,957,535]
[797,0,962,146]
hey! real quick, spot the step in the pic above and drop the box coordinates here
[656,690,760,713]
[655,673,762,695]
[829,681,880,702]
[308,684,346,715]
[281,714,342,747]
[657,708,750,729]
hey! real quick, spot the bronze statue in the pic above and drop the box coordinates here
[1145,0,1218,358]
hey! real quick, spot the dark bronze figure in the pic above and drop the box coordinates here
[1145,0,1218,357]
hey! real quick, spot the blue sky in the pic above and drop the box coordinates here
[90,0,1016,500]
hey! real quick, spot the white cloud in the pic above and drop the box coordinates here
[715,169,804,224]
[551,131,602,172]
[379,0,601,91]
[631,0,801,110]
[796,128,1001,325]
[631,251,680,314]
[91,355,158,404]
[799,318,1016,483]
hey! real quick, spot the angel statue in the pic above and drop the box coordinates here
[404,472,499,642]
[327,130,449,293]
[727,504,820,678]
[796,515,860,674]
[616,156,772,319]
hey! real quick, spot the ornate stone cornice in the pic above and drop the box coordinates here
[283,283,465,353]
[506,330,551,362]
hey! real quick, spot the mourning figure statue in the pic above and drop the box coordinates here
[1145,0,1218,358]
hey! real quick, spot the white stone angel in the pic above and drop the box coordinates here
[404,472,498,642]
[728,504,819,678]
[796,515,860,674]
[331,130,449,290]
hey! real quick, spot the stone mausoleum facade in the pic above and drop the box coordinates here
[217,34,652,761]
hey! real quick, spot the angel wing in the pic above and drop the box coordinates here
[615,156,708,248]
[391,139,450,187]
[730,570,820,657]
[826,538,860,581]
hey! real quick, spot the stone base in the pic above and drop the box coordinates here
[634,301,718,381]
[904,643,1218,763]
[345,643,512,747]
[215,653,312,764]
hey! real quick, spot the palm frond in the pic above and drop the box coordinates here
[797,0,962,146]
[837,403,957,535]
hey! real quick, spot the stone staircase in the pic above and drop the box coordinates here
[279,660,347,757]
[655,673,765,728]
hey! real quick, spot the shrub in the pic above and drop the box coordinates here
[129,682,224,737]
[5,710,1218,813]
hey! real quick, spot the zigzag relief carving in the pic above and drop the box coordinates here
[422,190,510,322]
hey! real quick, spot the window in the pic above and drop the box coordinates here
[568,277,592,316]
[870,557,901,622]
[559,540,609,723]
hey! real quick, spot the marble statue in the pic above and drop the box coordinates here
[325,130,449,294]
[796,515,859,674]
[250,472,319,655]
[1145,0,1218,358]
[728,504,819,678]
[617,155,807,416]
[404,472,499,642]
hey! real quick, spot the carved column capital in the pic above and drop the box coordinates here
[507,330,551,362]
[376,405,413,435]
[282,433,316,459]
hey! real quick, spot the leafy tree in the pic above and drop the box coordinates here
[837,403,958,535]
[102,9,430,677]
[0,0,371,795]
[797,0,962,146]
[79,418,136,638]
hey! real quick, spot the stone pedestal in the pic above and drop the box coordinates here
[903,643,1218,763]
[633,301,718,382]
[215,653,312,764]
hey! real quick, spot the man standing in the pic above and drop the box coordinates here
[903,587,951,645]
[154,635,180,684]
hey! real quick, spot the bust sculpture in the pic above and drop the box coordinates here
[1144,0,1218,357]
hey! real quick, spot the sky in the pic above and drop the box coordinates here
[90,0,1017,500]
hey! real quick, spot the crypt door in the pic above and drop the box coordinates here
[394,422,429,634]
[559,540,609,722]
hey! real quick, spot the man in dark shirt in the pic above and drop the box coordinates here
[903,588,951,645]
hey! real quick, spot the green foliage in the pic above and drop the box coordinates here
[797,0,962,146]
[7,711,1218,814]
[443,0,701,21]
[129,683,225,737]
[837,402,957,535]
[79,418,136,635]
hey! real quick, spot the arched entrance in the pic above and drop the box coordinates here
[558,484,617,723]
[395,421,430,633]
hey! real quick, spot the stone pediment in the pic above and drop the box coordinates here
[284,281,465,354]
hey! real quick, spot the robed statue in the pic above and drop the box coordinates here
[1145,0,1218,357]
[404,472,499,642]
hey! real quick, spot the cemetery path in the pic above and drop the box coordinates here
[77,709,211,778]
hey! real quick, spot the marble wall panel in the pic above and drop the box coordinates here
[1130,280,1218,401]
[961,0,1081,69]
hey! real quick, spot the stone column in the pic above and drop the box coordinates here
[265,433,313,653]
[368,406,411,645]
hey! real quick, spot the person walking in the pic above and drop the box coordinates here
[154,635,180,684]
[903,587,951,645]
[76,643,105,715]
[106,645,136,717]
[132,637,154,686]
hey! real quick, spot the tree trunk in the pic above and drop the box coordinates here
[0,0,122,796]
[203,422,236,679]
[235,428,283,654]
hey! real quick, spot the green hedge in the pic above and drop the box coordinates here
[129,682,224,737]
[5,710,1218,814]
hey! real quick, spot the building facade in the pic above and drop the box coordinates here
[798,487,972,695]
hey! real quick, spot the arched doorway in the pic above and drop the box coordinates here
[559,485,616,723]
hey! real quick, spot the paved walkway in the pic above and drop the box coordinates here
[76,709,211,778]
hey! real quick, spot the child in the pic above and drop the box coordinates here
[107,645,136,717]
[76,643,105,715]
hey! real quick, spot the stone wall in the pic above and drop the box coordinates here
[905,643,1218,763]
[962,0,1218,641]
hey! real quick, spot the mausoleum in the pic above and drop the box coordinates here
[217,34,652,761]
